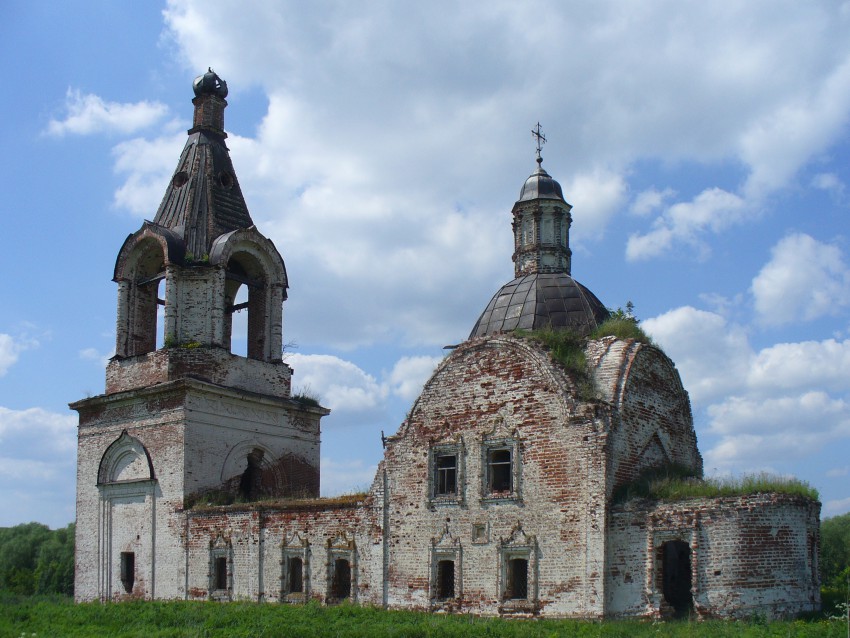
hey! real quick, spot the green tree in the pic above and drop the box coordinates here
[0,522,74,596]
[822,512,850,589]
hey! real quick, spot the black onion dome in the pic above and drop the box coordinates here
[518,163,565,202]
[469,273,609,339]
[193,68,228,98]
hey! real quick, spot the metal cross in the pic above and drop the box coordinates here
[532,122,547,161]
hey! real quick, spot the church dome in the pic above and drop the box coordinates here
[469,272,609,339]
[518,162,565,202]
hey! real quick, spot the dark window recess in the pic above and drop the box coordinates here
[239,449,264,501]
[506,558,528,600]
[214,556,228,591]
[332,559,351,600]
[120,552,135,593]
[488,449,512,492]
[288,556,304,593]
[436,560,455,600]
[434,454,457,495]
[662,540,693,618]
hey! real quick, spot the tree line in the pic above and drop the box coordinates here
[1,514,849,601]
[0,522,74,596]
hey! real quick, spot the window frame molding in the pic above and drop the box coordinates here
[280,532,310,603]
[208,534,233,601]
[497,524,538,614]
[427,437,466,507]
[481,434,522,504]
[429,526,462,609]
[326,534,356,604]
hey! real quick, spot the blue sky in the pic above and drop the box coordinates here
[2,1,850,529]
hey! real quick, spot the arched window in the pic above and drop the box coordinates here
[224,252,267,360]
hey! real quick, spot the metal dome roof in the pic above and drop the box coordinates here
[518,162,565,202]
[469,273,609,339]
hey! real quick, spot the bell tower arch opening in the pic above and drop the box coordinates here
[224,251,268,360]
[115,236,167,358]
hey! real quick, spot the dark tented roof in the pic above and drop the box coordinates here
[469,273,609,339]
[153,131,253,259]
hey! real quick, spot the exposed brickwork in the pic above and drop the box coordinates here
[73,74,820,618]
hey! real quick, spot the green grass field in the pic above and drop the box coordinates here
[1,595,847,638]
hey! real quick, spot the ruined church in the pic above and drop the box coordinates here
[73,71,820,618]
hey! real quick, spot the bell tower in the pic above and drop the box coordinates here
[72,70,328,602]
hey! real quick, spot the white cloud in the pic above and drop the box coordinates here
[388,355,443,402]
[46,89,168,137]
[643,306,752,404]
[748,338,850,394]
[0,406,77,527]
[155,0,850,272]
[563,168,628,240]
[319,457,378,497]
[287,353,387,415]
[751,233,850,326]
[630,187,675,217]
[0,333,39,377]
[812,172,845,196]
[645,305,850,475]
[626,188,747,261]
[112,133,186,217]
[79,347,112,368]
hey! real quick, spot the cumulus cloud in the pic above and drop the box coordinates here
[626,188,748,261]
[0,333,39,377]
[112,133,186,217]
[0,406,78,528]
[645,302,850,476]
[388,355,443,402]
[643,306,752,404]
[751,233,850,326]
[46,89,168,137]
[630,187,675,217]
[154,0,850,274]
[287,353,387,416]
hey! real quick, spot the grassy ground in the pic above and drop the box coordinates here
[0,595,847,638]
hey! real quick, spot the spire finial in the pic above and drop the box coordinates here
[532,122,546,165]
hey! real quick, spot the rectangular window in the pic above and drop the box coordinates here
[487,448,512,493]
[436,559,455,600]
[434,454,457,495]
[288,556,303,594]
[214,556,228,591]
[331,558,351,601]
[505,558,528,600]
[120,552,135,593]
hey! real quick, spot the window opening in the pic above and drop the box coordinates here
[214,556,228,591]
[288,556,303,594]
[436,559,455,600]
[488,448,512,493]
[434,454,457,496]
[505,558,528,600]
[155,278,166,349]
[238,449,264,501]
[331,558,351,600]
[662,540,692,618]
[120,552,135,593]
[225,256,267,360]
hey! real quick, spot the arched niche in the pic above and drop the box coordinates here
[220,440,284,501]
[210,228,287,361]
[113,223,186,357]
[98,431,155,485]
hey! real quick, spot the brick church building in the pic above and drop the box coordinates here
[73,70,820,618]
